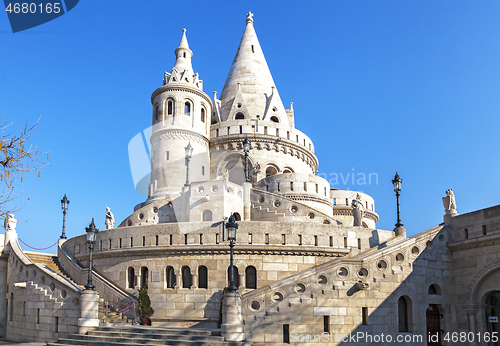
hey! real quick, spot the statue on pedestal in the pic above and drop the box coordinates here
[351,194,364,227]
[105,206,115,229]
[6,214,17,232]
[443,189,457,214]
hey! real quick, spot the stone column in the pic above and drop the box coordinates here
[221,291,244,341]
[243,182,252,221]
[238,273,245,290]
[192,273,198,289]
[78,290,99,334]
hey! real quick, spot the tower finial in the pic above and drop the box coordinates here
[246,12,254,24]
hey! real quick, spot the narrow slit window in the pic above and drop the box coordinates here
[249,233,252,244]
[168,101,173,115]
[142,236,146,246]
[155,235,159,246]
[465,228,469,239]
[362,307,368,325]
[169,234,173,245]
[314,236,318,246]
[200,234,203,244]
[185,102,191,116]
[184,234,188,245]
[299,234,302,246]
[265,233,269,245]
[282,234,286,245]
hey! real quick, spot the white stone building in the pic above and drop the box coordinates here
[0,12,499,346]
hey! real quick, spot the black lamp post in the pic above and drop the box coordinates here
[185,142,193,187]
[85,218,99,290]
[60,194,69,239]
[226,214,239,293]
[392,172,403,229]
[243,136,251,183]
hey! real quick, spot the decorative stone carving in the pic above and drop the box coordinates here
[351,194,364,227]
[105,206,115,229]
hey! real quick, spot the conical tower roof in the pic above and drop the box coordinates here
[219,13,288,125]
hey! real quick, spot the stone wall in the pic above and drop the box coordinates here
[5,239,82,343]
[64,221,393,322]
[239,224,449,345]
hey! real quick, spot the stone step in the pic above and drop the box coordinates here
[50,336,245,346]
[98,326,214,336]
[86,331,225,342]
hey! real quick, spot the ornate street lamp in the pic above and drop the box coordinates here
[60,194,69,239]
[85,218,99,290]
[243,136,251,183]
[185,142,193,186]
[392,172,403,229]
[225,214,239,293]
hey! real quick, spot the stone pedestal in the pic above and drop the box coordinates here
[443,210,458,224]
[78,290,100,334]
[393,226,406,237]
[243,182,252,221]
[221,291,244,341]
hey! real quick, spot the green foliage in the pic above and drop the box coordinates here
[138,285,154,319]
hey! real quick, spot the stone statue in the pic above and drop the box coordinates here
[351,194,364,227]
[443,189,457,213]
[105,206,115,229]
[6,214,17,232]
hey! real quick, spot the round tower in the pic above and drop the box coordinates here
[147,29,212,204]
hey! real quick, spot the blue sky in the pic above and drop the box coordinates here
[1,1,500,251]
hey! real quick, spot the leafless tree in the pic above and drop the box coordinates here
[0,116,49,221]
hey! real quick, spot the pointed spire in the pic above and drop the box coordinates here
[178,28,190,50]
[219,13,289,126]
[173,28,194,75]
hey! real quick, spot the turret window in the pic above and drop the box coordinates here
[270,116,279,123]
[168,100,174,115]
[235,113,245,120]
[185,102,191,116]
[201,108,206,122]
[155,105,159,121]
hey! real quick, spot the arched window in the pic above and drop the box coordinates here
[233,212,241,221]
[201,108,205,123]
[185,102,191,116]
[270,116,279,123]
[198,265,208,289]
[235,113,245,120]
[182,266,192,288]
[245,266,257,289]
[266,166,278,177]
[168,100,174,115]
[127,267,135,289]
[428,284,441,295]
[155,105,159,121]
[166,266,176,288]
[283,167,294,174]
[398,296,412,332]
[140,266,149,288]
[202,210,212,222]
[227,266,240,288]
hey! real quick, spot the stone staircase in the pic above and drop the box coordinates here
[26,252,83,288]
[47,325,252,346]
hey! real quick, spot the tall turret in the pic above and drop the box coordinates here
[147,29,212,204]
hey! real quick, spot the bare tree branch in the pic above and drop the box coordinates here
[0,115,50,219]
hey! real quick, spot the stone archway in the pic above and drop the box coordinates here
[484,291,500,345]
[216,152,255,185]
